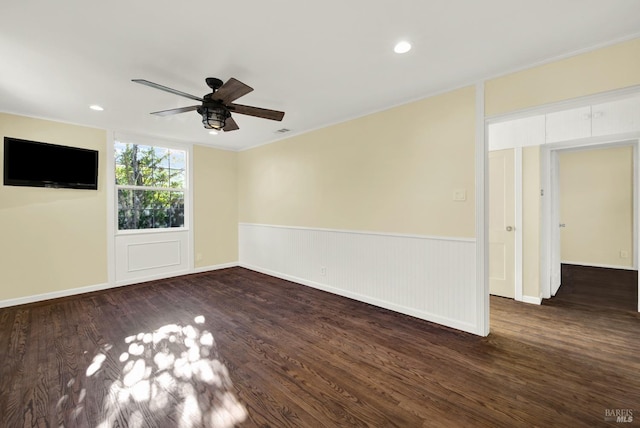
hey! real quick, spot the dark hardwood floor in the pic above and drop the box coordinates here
[1,266,639,427]
[554,263,638,312]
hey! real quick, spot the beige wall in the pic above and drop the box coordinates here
[193,145,238,267]
[559,145,633,267]
[487,37,640,299]
[0,114,241,303]
[0,113,107,300]
[239,86,476,238]
[486,38,640,116]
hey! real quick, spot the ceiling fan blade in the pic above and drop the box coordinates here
[212,78,253,103]
[228,103,285,121]
[150,105,200,116]
[223,116,239,132]
[132,79,203,102]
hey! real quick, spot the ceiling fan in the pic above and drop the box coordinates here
[132,77,285,132]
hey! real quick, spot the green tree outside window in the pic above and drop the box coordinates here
[115,142,186,230]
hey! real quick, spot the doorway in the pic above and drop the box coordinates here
[543,140,639,305]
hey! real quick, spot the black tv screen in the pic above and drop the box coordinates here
[3,137,99,190]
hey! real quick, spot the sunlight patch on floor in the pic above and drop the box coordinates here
[79,315,246,428]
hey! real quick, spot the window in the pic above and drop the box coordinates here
[115,141,187,230]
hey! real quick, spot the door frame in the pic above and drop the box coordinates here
[540,137,640,309]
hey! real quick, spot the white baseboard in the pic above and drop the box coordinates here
[239,263,478,335]
[193,262,238,274]
[0,262,239,309]
[561,261,637,271]
[0,282,113,308]
[521,295,542,305]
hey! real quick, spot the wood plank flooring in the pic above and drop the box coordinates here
[555,263,638,312]
[1,266,639,427]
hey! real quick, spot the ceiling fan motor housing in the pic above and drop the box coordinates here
[198,97,230,130]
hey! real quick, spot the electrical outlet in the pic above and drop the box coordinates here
[196,253,203,262]
[320,266,327,276]
[620,250,629,259]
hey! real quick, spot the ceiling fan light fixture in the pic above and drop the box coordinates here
[200,106,227,130]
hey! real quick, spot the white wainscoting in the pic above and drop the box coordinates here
[239,223,479,334]
[115,230,190,285]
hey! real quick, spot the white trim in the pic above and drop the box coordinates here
[521,295,542,305]
[0,282,112,308]
[237,222,476,243]
[116,184,186,192]
[540,145,552,299]
[116,227,191,236]
[475,82,489,336]
[514,147,523,302]
[636,143,640,312]
[0,262,240,309]
[192,262,238,274]
[634,143,639,271]
[486,86,640,124]
[187,144,195,271]
[114,132,198,150]
[550,150,561,296]
[106,131,116,287]
[239,263,478,335]
[561,261,637,271]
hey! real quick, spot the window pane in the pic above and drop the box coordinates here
[153,167,170,188]
[115,143,186,189]
[115,141,187,231]
[170,192,185,227]
[169,150,186,170]
[155,147,170,168]
[118,189,184,230]
[169,169,185,188]
[115,143,154,186]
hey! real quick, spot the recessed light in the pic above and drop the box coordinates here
[89,105,104,111]
[209,130,218,135]
[394,41,412,54]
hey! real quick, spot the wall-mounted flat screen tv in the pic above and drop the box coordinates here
[3,137,99,190]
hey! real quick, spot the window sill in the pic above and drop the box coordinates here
[116,227,189,237]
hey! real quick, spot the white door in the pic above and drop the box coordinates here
[550,151,562,296]
[489,149,516,298]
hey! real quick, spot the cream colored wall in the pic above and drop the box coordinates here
[487,37,640,300]
[559,146,633,268]
[0,113,107,300]
[522,146,541,297]
[193,145,238,267]
[238,86,476,238]
[486,38,640,116]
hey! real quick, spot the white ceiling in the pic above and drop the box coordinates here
[1,1,639,151]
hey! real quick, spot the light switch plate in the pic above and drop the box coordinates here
[453,189,467,201]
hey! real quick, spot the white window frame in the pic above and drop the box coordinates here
[113,136,191,235]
